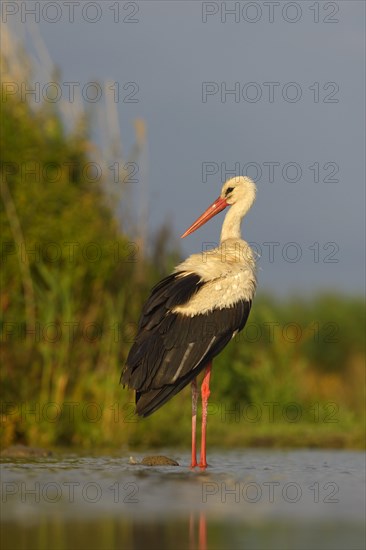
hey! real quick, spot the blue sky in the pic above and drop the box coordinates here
[6,0,365,296]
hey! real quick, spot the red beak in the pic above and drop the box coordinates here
[181,196,228,238]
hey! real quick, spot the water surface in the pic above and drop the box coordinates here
[1,449,365,550]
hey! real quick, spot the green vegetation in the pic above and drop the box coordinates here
[1,76,365,452]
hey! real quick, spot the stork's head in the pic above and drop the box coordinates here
[181,176,256,238]
[220,176,256,207]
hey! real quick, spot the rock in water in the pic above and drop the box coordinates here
[129,455,179,466]
[1,445,53,458]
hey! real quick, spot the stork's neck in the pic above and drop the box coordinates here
[220,205,243,242]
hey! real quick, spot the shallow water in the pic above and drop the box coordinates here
[1,449,365,550]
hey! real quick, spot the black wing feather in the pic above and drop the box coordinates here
[121,272,252,417]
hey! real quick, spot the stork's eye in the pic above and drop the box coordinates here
[225,187,234,196]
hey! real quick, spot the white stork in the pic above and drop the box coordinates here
[121,176,257,468]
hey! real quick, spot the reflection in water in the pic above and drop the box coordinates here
[119,513,207,550]
[125,515,207,550]
[189,512,207,550]
[2,515,366,550]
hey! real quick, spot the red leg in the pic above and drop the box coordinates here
[191,378,198,468]
[199,363,212,469]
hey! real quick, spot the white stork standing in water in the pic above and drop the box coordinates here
[121,176,257,468]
